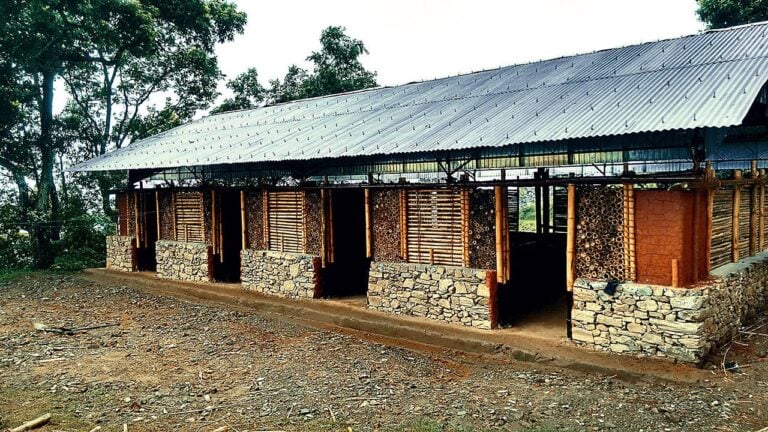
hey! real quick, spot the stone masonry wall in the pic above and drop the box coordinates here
[241,249,320,299]
[571,252,768,363]
[367,261,493,329]
[156,240,212,282]
[106,235,135,272]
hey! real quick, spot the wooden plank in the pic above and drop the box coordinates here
[364,188,372,258]
[671,258,679,288]
[494,185,505,282]
[733,170,742,262]
[134,192,141,248]
[240,190,247,250]
[155,191,161,243]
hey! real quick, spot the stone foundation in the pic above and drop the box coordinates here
[155,240,212,282]
[241,250,320,299]
[571,252,768,363]
[367,261,493,329]
[106,235,135,272]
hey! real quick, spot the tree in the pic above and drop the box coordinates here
[265,26,377,104]
[697,0,768,29]
[0,0,246,268]
[211,68,266,114]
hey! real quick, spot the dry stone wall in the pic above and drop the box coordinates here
[241,249,320,299]
[367,262,493,329]
[571,252,768,363]
[156,240,211,282]
[106,235,135,272]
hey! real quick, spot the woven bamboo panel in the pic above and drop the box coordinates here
[710,189,733,269]
[267,191,304,253]
[575,185,625,280]
[507,187,519,232]
[739,187,750,259]
[406,189,464,266]
[175,192,204,243]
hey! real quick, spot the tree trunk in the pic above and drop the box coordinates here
[32,69,60,269]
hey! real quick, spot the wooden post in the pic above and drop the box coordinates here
[542,170,550,234]
[134,192,141,248]
[429,248,435,265]
[328,189,335,263]
[671,258,679,288]
[733,169,742,262]
[534,171,542,234]
[566,184,576,291]
[622,184,636,281]
[705,161,714,274]
[364,188,373,258]
[750,160,758,256]
[155,190,161,241]
[240,190,247,251]
[494,185,506,283]
[692,188,701,282]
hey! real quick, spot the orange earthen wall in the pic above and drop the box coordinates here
[635,190,708,286]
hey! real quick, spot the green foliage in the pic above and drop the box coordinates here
[0,190,33,270]
[697,0,768,28]
[211,68,266,113]
[266,26,377,104]
[52,191,111,271]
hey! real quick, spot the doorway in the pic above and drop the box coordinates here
[324,189,370,298]
[136,192,157,272]
[213,190,242,282]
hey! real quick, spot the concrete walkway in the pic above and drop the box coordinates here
[83,268,710,384]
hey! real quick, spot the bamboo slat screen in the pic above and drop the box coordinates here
[739,187,751,258]
[710,189,733,269]
[552,186,568,233]
[405,189,464,266]
[507,187,519,232]
[175,192,205,243]
[267,191,305,253]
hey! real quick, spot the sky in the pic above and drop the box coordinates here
[215,0,705,95]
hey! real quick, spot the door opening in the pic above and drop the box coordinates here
[213,190,242,282]
[324,189,370,298]
[136,193,157,272]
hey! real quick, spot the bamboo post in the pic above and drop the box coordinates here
[750,160,758,256]
[240,190,247,251]
[705,161,714,273]
[733,169,742,262]
[671,258,679,287]
[494,185,506,283]
[566,184,576,291]
[364,188,373,258]
[429,248,435,265]
[155,190,161,241]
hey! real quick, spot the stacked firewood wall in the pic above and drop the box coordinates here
[245,190,265,250]
[575,185,626,281]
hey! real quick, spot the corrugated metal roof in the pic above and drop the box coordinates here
[74,21,768,172]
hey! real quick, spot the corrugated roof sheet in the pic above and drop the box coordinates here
[74,21,768,172]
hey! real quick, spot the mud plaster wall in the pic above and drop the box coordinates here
[245,190,265,250]
[159,191,175,241]
[634,190,707,286]
[469,189,496,270]
[575,186,625,281]
[304,190,322,255]
[371,189,402,262]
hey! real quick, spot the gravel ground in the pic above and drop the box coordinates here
[0,272,767,432]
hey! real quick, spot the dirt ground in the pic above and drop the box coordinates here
[0,273,767,432]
